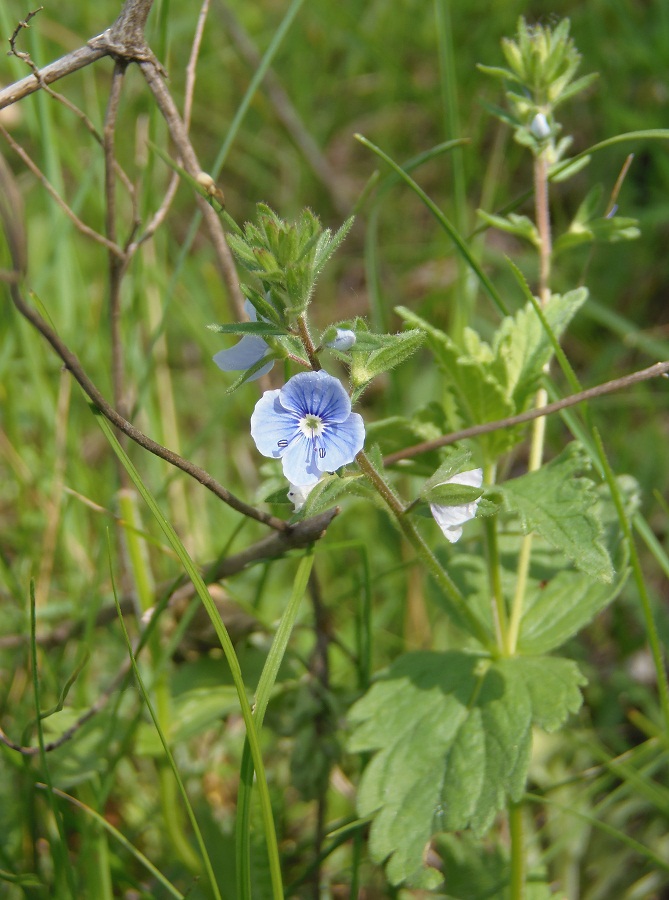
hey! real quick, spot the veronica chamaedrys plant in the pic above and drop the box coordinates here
[250,370,365,486]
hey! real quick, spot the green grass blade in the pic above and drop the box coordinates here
[30,580,79,899]
[236,549,315,900]
[36,784,185,899]
[93,409,284,900]
[356,133,509,316]
[108,543,221,898]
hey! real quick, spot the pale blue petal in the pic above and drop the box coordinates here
[326,329,356,351]
[243,299,258,321]
[213,334,274,380]
[279,370,350,423]
[281,435,322,485]
[250,391,299,458]
[317,412,365,473]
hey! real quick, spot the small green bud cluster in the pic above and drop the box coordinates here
[479,17,597,163]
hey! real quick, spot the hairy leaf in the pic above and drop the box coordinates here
[348,651,584,886]
[503,443,614,582]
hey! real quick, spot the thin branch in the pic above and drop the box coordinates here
[12,282,289,529]
[0,506,339,755]
[383,362,669,465]
[0,507,339,653]
[131,0,210,249]
[0,45,108,110]
[184,0,210,129]
[0,124,125,258]
[139,58,246,320]
[104,63,131,422]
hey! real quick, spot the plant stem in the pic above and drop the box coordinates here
[297,315,321,370]
[508,802,525,900]
[507,149,553,657]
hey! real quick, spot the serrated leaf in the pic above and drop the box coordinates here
[397,307,518,457]
[518,477,636,653]
[350,329,425,389]
[348,651,584,886]
[503,443,614,582]
[492,288,588,407]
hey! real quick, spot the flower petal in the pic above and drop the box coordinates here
[316,412,365,473]
[288,481,316,511]
[430,468,483,544]
[281,435,322,485]
[326,329,356,351]
[250,390,299,458]
[213,334,274,380]
[279,370,351,423]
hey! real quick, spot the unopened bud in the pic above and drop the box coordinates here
[530,112,551,140]
[196,171,225,206]
[326,328,356,351]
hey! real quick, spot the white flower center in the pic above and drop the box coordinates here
[299,414,325,439]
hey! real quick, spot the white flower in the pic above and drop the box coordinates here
[429,468,483,543]
[287,481,316,512]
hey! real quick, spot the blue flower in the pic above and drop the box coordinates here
[250,370,365,486]
[213,300,274,381]
[430,468,483,543]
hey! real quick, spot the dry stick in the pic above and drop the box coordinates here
[8,279,288,530]
[0,507,338,653]
[139,59,246,320]
[0,507,338,753]
[0,124,124,258]
[382,361,669,466]
[132,0,211,250]
[0,45,108,109]
[104,62,131,422]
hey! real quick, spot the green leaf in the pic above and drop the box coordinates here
[397,307,518,458]
[492,287,588,407]
[518,477,636,653]
[206,322,289,336]
[297,473,372,518]
[423,483,482,506]
[224,352,282,393]
[476,210,540,246]
[433,832,552,900]
[348,650,585,886]
[503,443,614,582]
[350,329,425,391]
[421,447,474,493]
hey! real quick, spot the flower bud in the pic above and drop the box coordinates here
[530,112,551,140]
[326,329,356,351]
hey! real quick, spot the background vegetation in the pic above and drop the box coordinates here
[1,0,668,897]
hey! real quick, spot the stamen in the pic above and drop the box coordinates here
[318,447,326,459]
[278,439,289,448]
